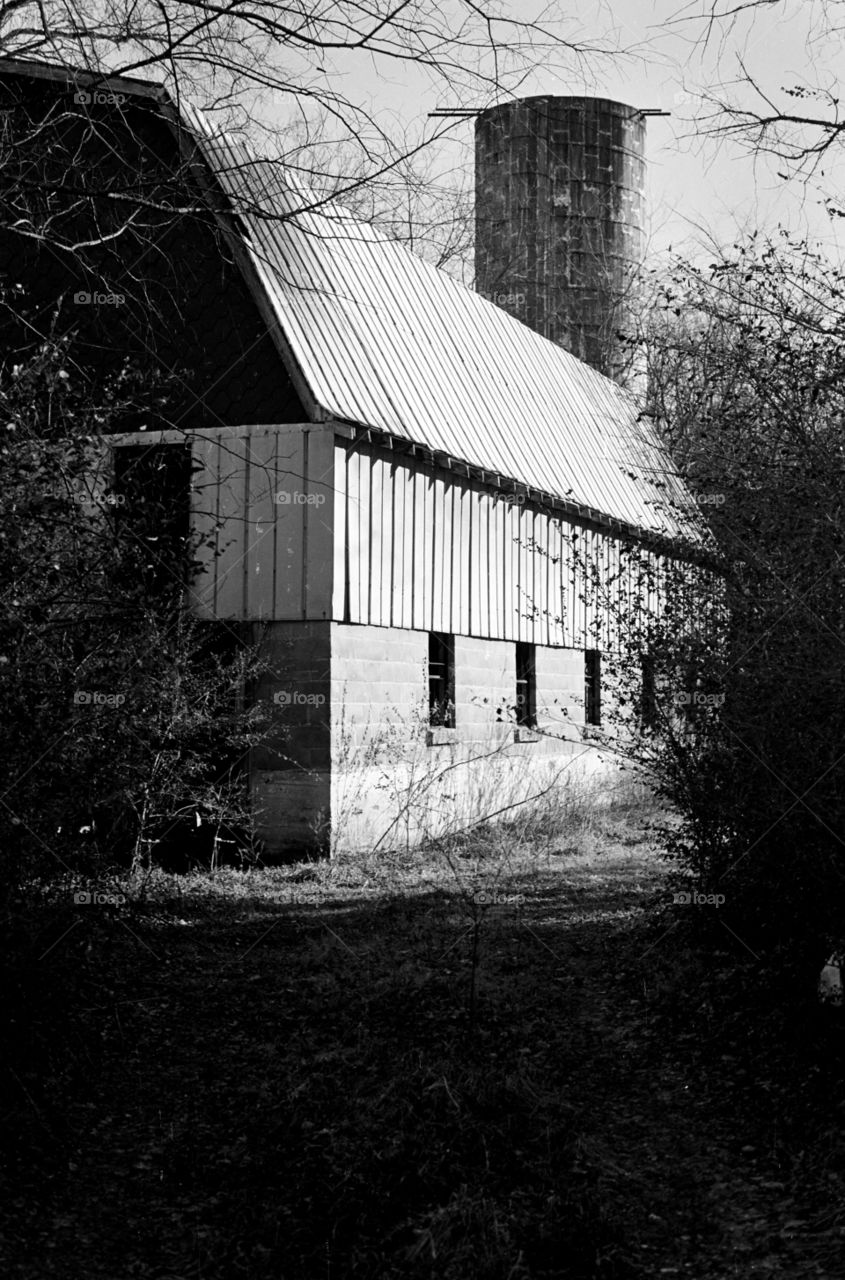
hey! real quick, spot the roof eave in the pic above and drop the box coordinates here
[0,56,168,101]
[332,421,715,565]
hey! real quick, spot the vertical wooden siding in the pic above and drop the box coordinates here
[334,442,671,646]
[189,424,334,620]
[176,427,678,635]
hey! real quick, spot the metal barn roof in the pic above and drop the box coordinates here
[183,113,702,545]
[0,58,704,545]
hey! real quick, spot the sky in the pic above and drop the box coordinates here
[593,0,845,259]
[278,0,845,266]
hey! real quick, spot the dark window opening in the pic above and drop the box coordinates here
[428,632,455,728]
[113,443,193,599]
[516,641,536,726]
[585,649,602,726]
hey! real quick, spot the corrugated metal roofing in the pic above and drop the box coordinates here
[0,58,704,544]
[183,102,705,546]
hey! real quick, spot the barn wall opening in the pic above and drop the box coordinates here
[428,631,456,728]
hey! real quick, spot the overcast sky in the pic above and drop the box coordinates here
[298,0,845,265]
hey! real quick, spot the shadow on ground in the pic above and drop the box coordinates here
[3,840,844,1279]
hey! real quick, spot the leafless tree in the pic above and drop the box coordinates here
[0,0,622,232]
[0,0,636,377]
[280,123,476,278]
[675,0,845,188]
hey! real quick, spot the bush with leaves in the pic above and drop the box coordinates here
[591,238,845,987]
[0,333,273,896]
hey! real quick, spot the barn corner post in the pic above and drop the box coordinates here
[238,423,337,859]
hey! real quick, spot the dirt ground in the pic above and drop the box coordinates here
[3,812,844,1278]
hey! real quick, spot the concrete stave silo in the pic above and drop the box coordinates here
[475,96,646,381]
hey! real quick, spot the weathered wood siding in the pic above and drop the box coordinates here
[109,425,679,637]
[189,424,335,620]
[333,441,670,647]
[108,423,333,621]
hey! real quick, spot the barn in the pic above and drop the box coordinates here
[0,59,708,854]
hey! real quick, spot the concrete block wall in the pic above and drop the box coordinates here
[249,620,332,852]
[535,644,586,742]
[252,772,331,852]
[328,623,612,853]
[454,635,515,734]
[330,623,429,751]
[329,623,429,851]
[246,621,617,854]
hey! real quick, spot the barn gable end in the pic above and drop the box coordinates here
[0,61,307,432]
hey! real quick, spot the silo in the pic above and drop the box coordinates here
[475,96,646,381]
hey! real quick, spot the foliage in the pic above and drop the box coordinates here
[596,236,845,977]
[0,333,271,894]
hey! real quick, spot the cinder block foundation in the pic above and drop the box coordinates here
[249,621,332,853]
[250,620,618,855]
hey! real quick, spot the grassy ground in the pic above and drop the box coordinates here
[3,799,844,1278]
